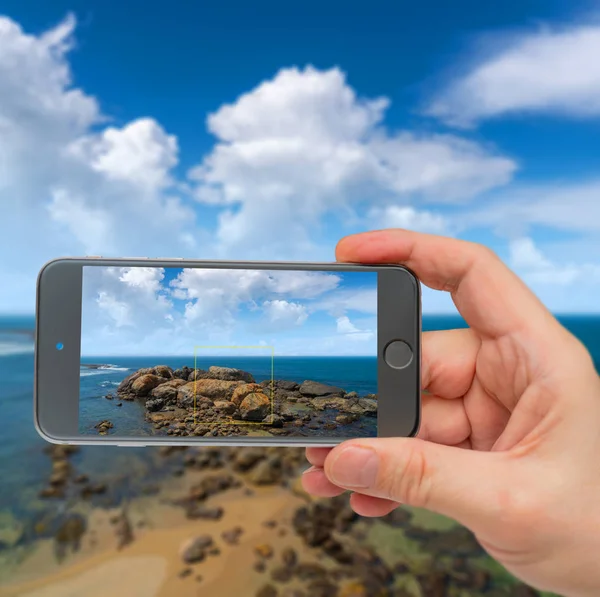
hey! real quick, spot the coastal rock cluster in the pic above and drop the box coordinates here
[103,365,377,437]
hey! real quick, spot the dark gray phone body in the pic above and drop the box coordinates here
[35,258,421,447]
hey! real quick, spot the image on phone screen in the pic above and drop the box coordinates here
[78,266,378,439]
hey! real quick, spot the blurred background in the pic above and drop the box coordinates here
[1,1,599,595]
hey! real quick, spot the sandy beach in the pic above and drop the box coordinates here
[0,486,312,597]
[0,443,550,597]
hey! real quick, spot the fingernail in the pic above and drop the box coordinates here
[302,465,319,475]
[329,446,379,488]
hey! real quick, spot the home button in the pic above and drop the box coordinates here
[384,340,413,369]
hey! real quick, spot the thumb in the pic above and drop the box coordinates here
[323,438,507,530]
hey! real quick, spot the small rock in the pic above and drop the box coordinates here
[222,526,244,545]
[187,505,224,521]
[254,560,267,573]
[262,414,284,428]
[294,562,327,581]
[94,420,113,435]
[180,535,213,564]
[179,568,193,579]
[255,543,274,559]
[248,457,282,486]
[335,414,355,425]
[281,547,297,568]
[256,585,278,597]
[271,566,293,583]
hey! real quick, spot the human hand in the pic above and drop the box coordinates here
[302,229,600,597]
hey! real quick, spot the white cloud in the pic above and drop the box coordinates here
[190,66,515,258]
[509,237,600,286]
[314,288,378,318]
[335,315,374,341]
[368,205,448,234]
[170,268,340,328]
[262,300,308,329]
[67,118,178,191]
[428,24,600,126]
[0,14,201,311]
[81,267,173,354]
[464,179,600,234]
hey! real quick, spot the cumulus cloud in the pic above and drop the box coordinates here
[80,266,174,353]
[428,24,600,126]
[0,14,200,310]
[368,205,448,234]
[335,315,374,342]
[189,66,515,257]
[509,237,600,286]
[170,268,340,329]
[262,300,309,329]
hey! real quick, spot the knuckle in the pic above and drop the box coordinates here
[473,242,498,264]
[385,445,433,508]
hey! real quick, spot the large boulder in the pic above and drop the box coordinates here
[214,400,237,415]
[188,369,209,382]
[178,379,241,404]
[173,366,193,380]
[117,368,152,393]
[239,392,271,421]
[231,383,263,406]
[150,379,187,402]
[153,365,173,379]
[131,374,165,397]
[299,380,346,397]
[207,366,255,383]
[146,398,165,412]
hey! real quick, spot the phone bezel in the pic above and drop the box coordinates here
[35,257,421,447]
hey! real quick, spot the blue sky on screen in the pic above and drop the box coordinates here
[80,267,377,355]
[1,0,600,313]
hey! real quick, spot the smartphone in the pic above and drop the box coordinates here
[35,258,421,447]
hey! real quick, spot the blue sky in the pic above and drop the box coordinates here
[80,266,377,355]
[1,1,600,314]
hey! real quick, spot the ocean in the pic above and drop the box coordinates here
[2,314,600,525]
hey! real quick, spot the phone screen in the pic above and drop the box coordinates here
[78,265,378,439]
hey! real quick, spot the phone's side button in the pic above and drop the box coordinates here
[116,443,148,448]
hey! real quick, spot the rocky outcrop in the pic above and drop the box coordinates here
[114,365,377,437]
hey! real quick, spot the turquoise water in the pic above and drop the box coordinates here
[2,314,600,520]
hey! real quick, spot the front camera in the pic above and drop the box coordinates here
[56,342,64,351]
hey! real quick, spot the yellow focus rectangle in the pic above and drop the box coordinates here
[192,345,274,427]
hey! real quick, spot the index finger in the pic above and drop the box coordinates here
[336,229,560,340]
